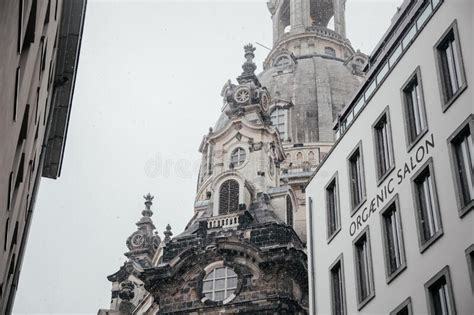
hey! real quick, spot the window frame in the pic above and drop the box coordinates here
[352,226,375,310]
[447,114,473,217]
[434,20,467,112]
[230,147,247,168]
[411,157,443,253]
[400,66,428,152]
[286,195,294,227]
[424,265,457,315]
[379,194,407,283]
[390,297,413,315]
[270,106,288,141]
[218,179,240,215]
[372,106,396,185]
[202,266,239,303]
[465,244,474,292]
[325,171,341,243]
[347,141,367,216]
[328,254,347,315]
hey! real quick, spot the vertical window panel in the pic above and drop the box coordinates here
[353,227,375,309]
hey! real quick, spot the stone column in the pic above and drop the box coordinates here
[290,0,311,33]
[333,0,346,38]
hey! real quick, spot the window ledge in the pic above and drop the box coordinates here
[458,200,474,218]
[441,83,467,113]
[419,229,444,254]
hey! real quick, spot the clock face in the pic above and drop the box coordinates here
[234,88,250,104]
[131,233,145,247]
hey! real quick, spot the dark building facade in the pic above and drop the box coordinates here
[0,0,86,313]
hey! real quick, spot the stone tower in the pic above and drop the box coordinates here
[214,0,367,241]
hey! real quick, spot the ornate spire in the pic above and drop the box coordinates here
[125,194,161,258]
[142,193,154,218]
[237,44,259,84]
[164,224,173,242]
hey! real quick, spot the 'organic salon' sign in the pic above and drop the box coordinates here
[349,133,435,237]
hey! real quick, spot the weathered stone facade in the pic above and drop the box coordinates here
[99,1,369,314]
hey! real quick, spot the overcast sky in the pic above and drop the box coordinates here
[13,1,401,313]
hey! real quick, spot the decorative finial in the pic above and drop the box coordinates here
[142,193,154,217]
[241,43,257,76]
[164,224,173,242]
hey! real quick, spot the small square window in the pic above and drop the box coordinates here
[425,266,456,315]
[347,142,366,214]
[434,20,467,111]
[380,195,407,283]
[390,297,413,315]
[401,67,428,151]
[372,107,395,183]
[353,226,375,310]
[447,115,473,217]
[326,172,341,242]
[329,254,347,315]
[411,158,443,253]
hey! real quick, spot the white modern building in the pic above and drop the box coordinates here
[305,0,473,314]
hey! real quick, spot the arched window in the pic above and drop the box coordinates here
[297,152,303,161]
[230,148,246,167]
[286,196,294,227]
[270,108,287,140]
[286,153,291,161]
[308,151,315,161]
[219,180,239,214]
[325,47,336,57]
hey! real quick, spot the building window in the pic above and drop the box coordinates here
[230,147,246,167]
[465,244,474,291]
[401,67,427,149]
[435,21,466,110]
[425,266,456,315]
[218,180,239,214]
[270,107,287,140]
[390,297,413,315]
[325,47,336,57]
[348,142,366,213]
[353,226,375,309]
[380,195,406,283]
[296,152,303,162]
[286,195,294,227]
[329,254,346,315]
[373,108,394,182]
[326,173,340,241]
[412,158,443,252]
[202,267,238,302]
[448,116,473,217]
[14,67,20,121]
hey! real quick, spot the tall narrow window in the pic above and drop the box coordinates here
[219,180,239,214]
[329,255,346,315]
[348,143,366,213]
[230,147,246,167]
[402,68,427,148]
[14,67,20,121]
[412,158,443,252]
[448,116,473,217]
[326,173,340,241]
[425,266,456,315]
[353,227,375,309]
[270,108,287,140]
[380,196,406,282]
[373,109,394,181]
[465,245,474,291]
[435,21,466,109]
[286,195,293,227]
[390,298,413,315]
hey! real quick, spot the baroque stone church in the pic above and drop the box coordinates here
[99,0,367,314]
